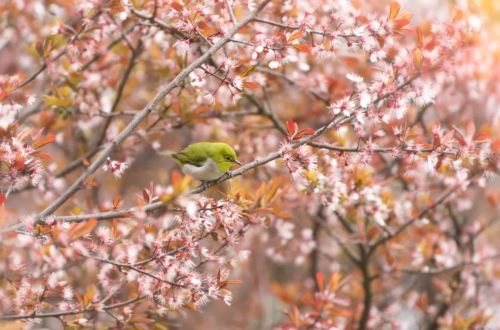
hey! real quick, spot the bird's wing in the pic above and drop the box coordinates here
[172,146,207,167]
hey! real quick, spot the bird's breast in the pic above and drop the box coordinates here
[182,158,223,181]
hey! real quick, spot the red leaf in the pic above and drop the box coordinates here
[243,81,260,90]
[286,120,298,137]
[14,152,25,171]
[142,188,150,203]
[432,128,441,149]
[0,193,6,206]
[316,272,325,291]
[294,128,315,140]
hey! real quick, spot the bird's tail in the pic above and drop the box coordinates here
[156,150,179,161]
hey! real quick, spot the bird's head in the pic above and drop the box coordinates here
[212,143,241,172]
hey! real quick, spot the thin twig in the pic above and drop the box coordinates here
[35,0,272,220]
[0,296,144,321]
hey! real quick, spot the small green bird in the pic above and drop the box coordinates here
[172,142,241,182]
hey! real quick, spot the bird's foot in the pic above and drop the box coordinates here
[200,172,233,190]
[200,181,210,190]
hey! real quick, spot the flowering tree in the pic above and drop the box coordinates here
[0,0,499,329]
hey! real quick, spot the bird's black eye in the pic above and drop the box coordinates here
[225,156,232,161]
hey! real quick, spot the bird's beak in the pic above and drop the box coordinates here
[234,160,242,165]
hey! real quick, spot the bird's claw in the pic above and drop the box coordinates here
[200,172,233,190]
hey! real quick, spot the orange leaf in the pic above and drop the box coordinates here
[394,13,413,29]
[32,134,55,149]
[294,44,312,54]
[260,177,286,206]
[389,1,401,21]
[328,272,342,292]
[35,152,52,161]
[68,218,97,240]
[416,26,424,48]
[198,21,217,36]
[171,2,183,11]
[289,306,302,326]
[112,196,122,210]
[243,81,260,89]
[0,90,9,102]
[342,56,360,68]
[413,48,423,69]
[486,192,498,206]
[491,139,500,152]
[171,170,183,188]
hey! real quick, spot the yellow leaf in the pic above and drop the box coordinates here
[56,86,73,97]
[233,5,246,21]
[288,30,303,43]
[43,95,73,107]
[304,170,319,185]
[128,317,154,323]
[240,66,256,78]
[83,285,96,307]
[413,48,423,69]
